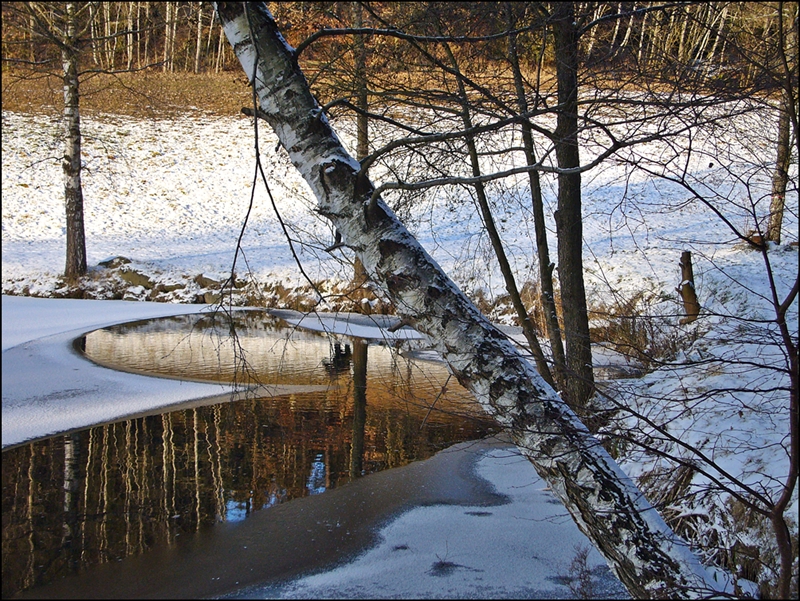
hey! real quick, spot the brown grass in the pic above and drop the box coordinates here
[2,70,252,118]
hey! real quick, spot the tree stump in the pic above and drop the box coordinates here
[677,251,700,324]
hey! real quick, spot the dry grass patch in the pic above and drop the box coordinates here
[2,70,251,118]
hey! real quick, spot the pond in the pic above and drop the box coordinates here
[1,311,498,598]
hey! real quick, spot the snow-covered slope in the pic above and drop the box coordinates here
[2,106,797,594]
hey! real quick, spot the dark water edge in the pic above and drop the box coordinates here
[5,436,511,600]
[3,312,498,598]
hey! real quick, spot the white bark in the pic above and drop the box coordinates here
[162,1,171,72]
[213,4,740,598]
[126,1,134,71]
[194,2,203,73]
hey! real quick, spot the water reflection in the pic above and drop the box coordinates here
[307,453,327,495]
[2,311,497,598]
[75,311,372,386]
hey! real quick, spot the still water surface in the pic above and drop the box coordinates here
[2,311,497,597]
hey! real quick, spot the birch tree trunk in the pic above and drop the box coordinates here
[213,3,737,598]
[194,2,204,74]
[206,9,216,56]
[704,4,729,68]
[103,2,112,69]
[169,5,178,72]
[89,3,101,69]
[142,2,150,69]
[126,2,134,71]
[608,2,623,55]
[637,10,649,66]
[677,6,690,63]
[163,2,172,72]
[62,1,87,281]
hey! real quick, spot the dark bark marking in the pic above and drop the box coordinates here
[365,196,392,228]
[385,272,419,294]
[377,237,411,260]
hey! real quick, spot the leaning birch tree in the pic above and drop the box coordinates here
[213,3,740,598]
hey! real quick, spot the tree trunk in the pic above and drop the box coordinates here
[767,90,791,244]
[169,4,178,72]
[692,4,714,66]
[352,1,369,285]
[677,6,690,63]
[213,4,735,597]
[443,42,556,388]
[637,10,648,66]
[506,5,568,391]
[143,2,150,69]
[126,1,135,71]
[136,1,141,69]
[677,251,700,324]
[619,2,637,53]
[583,2,604,60]
[608,2,623,55]
[163,2,171,72]
[194,2,204,74]
[103,2,112,69]
[704,4,729,69]
[215,23,224,73]
[551,2,595,412]
[28,13,36,63]
[89,3,101,68]
[206,8,216,56]
[62,2,87,281]
[663,9,676,60]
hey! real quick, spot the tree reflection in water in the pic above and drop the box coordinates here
[2,313,497,597]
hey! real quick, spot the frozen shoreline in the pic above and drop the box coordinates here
[2,295,231,448]
[2,294,627,599]
[0,297,424,449]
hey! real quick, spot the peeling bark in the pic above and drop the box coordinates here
[213,3,736,598]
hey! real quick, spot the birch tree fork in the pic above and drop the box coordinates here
[213,4,737,598]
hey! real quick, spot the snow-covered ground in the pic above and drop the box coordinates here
[2,103,797,597]
[1,108,797,308]
[236,445,628,600]
[1,295,234,448]
[1,111,332,301]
